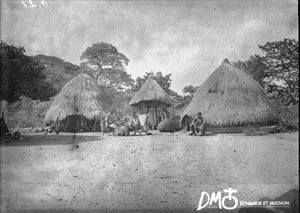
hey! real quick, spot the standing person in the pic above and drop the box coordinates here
[105,109,116,134]
[190,112,206,136]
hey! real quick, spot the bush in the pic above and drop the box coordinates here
[275,104,299,132]
[243,127,267,136]
[7,96,54,129]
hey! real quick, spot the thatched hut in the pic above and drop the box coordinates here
[129,75,175,128]
[181,59,278,133]
[44,73,110,132]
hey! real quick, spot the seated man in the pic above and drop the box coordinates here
[190,112,206,136]
[128,112,141,135]
[105,109,116,134]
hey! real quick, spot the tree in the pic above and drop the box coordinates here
[80,42,134,90]
[32,55,80,92]
[259,39,298,105]
[233,55,268,87]
[182,85,197,97]
[108,88,135,118]
[133,71,177,96]
[0,41,57,104]
[233,39,299,105]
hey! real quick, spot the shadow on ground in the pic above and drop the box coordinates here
[0,133,102,147]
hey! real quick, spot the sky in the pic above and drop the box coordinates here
[1,0,298,94]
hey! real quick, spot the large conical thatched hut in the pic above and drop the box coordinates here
[181,59,278,133]
[44,73,110,132]
[129,75,175,128]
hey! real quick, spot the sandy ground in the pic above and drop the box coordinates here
[0,131,298,213]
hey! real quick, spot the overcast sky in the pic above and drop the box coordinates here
[1,0,298,94]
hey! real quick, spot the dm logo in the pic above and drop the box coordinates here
[196,188,239,211]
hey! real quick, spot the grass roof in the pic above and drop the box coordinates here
[181,59,278,126]
[44,73,109,125]
[129,75,175,107]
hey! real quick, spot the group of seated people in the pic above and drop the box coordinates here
[105,110,206,136]
[104,110,142,136]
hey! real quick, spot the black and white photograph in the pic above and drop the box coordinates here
[0,0,298,212]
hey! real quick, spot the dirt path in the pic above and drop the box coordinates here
[0,132,298,212]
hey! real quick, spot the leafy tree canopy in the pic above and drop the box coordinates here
[259,38,298,105]
[80,42,134,90]
[0,41,57,103]
[233,54,268,87]
[133,71,178,97]
[234,38,299,106]
[182,85,197,97]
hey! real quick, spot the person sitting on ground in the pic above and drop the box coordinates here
[105,109,116,133]
[190,112,206,136]
[128,112,141,135]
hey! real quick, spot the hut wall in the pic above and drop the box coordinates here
[206,121,277,134]
[147,106,168,129]
[181,115,277,134]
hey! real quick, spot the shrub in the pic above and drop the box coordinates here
[243,127,267,136]
[275,104,299,132]
[7,96,54,129]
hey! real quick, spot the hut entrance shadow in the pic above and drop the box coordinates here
[58,115,100,132]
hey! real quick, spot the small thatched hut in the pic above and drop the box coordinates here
[129,75,175,128]
[44,73,110,132]
[181,59,278,133]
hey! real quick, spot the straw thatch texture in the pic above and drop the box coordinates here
[129,76,175,107]
[44,73,109,125]
[181,59,277,127]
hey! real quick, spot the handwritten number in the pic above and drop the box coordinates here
[21,1,28,7]
[22,0,47,8]
[41,0,48,7]
[28,0,37,8]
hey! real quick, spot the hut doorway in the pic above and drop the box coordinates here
[57,115,96,132]
[141,103,171,130]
